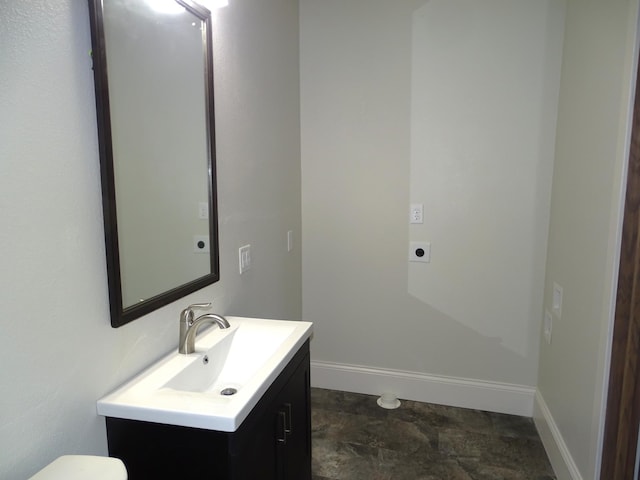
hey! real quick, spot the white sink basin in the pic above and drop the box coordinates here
[97,316,313,432]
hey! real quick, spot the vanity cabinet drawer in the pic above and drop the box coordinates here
[105,341,311,480]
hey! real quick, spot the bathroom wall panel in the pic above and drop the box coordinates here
[300,0,563,387]
[535,0,640,478]
[0,0,302,478]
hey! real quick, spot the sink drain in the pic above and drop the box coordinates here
[220,387,238,396]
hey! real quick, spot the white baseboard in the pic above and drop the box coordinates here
[533,390,583,480]
[310,360,535,417]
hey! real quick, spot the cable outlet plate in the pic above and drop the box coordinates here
[193,235,210,254]
[409,242,431,263]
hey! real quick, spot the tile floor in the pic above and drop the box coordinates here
[311,388,556,480]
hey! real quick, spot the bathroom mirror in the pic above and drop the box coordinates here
[88,0,219,328]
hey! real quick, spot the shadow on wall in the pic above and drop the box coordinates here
[401,292,533,381]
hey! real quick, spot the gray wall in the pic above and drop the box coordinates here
[535,0,640,479]
[300,0,640,478]
[300,0,563,389]
[0,1,301,478]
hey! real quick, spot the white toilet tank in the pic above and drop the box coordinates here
[29,455,127,480]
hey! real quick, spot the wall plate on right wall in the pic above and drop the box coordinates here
[544,309,553,344]
[552,282,563,318]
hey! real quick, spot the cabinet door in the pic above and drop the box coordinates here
[230,347,310,480]
[106,418,229,479]
[275,353,312,480]
[231,408,278,479]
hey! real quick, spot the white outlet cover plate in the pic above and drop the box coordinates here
[409,242,431,263]
[410,204,424,224]
[552,282,563,318]
[239,245,251,274]
[544,309,552,344]
[193,235,210,253]
[287,230,293,252]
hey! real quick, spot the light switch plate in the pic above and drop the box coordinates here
[239,245,251,274]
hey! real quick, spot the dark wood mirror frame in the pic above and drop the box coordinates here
[87,0,220,328]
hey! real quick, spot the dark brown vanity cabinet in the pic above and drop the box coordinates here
[105,341,311,480]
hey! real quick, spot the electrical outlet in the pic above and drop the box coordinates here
[193,235,209,253]
[287,230,293,252]
[198,202,209,219]
[544,309,553,344]
[552,282,563,318]
[410,204,424,224]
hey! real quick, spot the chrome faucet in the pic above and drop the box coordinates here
[179,303,230,354]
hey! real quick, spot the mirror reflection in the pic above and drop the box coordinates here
[89,0,220,327]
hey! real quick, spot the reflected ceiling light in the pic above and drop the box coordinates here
[145,0,228,15]
[145,0,186,14]
[199,0,229,9]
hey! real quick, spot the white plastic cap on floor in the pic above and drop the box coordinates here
[29,455,127,480]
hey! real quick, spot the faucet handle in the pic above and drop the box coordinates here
[180,303,212,324]
[189,302,212,310]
